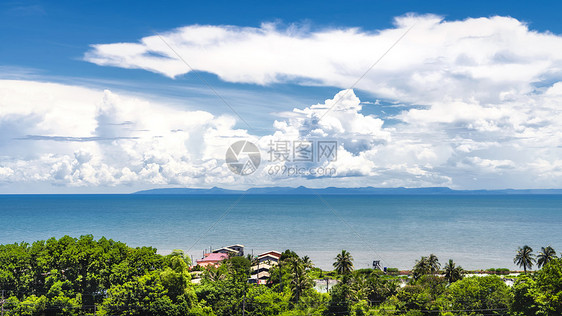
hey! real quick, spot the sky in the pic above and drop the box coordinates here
[2,0,562,193]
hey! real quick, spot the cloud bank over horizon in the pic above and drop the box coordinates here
[0,78,561,191]
[2,14,562,191]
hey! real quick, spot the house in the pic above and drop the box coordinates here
[196,252,229,267]
[249,271,271,284]
[190,271,203,284]
[212,244,245,257]
[257,250,282,264]
[250,250,282,285]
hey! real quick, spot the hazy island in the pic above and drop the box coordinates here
[133,186,562,195]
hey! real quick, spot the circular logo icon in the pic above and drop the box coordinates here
[225,140,261,175]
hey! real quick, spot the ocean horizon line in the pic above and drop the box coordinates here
[3,185,562,195]
[133,186,562,195]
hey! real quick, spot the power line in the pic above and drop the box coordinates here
[155,32,253,131]
[186,193,247,253]
[317,22,416,123]
[315,193,390,268]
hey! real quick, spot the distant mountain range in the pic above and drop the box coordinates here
[133,186,562,195]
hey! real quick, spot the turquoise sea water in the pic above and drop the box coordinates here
[1,194,561,270]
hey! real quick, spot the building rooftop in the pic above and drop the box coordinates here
[258,250,282,258]
[197,253,229,263]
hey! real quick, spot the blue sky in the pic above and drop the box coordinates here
[3,1,562,86]
[2,1,562,192]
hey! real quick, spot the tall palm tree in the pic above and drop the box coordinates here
[443,259,463,283]
[537,246,557,268]
[411,254,440,280]
[427,254,441,274]
[301,255,313,270]
[412,256,429,280]
[287,257,312,303]
[333,250,354,275]
[514,245,535,274]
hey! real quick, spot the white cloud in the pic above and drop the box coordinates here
[0,80,248,188]
[2,78,562,190]
[85,15,562,106]
[4,14,562,190]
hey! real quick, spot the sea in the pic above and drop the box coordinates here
[1,194,561,271]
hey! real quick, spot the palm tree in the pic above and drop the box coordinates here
[349,273,368,301]
[514,245,535,274]
[204,266,226,281]
[412,256,429,280]
[333,250,354,275]
[537,246,557,268]
[287,257,312,303]
[427,254,440,274]
[301,255,313,270]
[443,259,463,283]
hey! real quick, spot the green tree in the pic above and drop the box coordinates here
[440,275,511,315]
[443,259,463,284]
[0,242,32,298]
[244,285,290,316]
[412,254,440,280]
[203,265,227,282]
[301,255,313,270]
[196,256,251,316]
[364,274,398,307]
[286,257,313,304]
[167,249,192,267]
[512,258,562,316]
[348,272,368,302]
[280,249,300,261]
[0,236,194,315]
[514,245,535,274]
[427,254,440,274]
[101,271,182,316]
[510,274,539,315]
[333,250,354,275]
[4,295,48,316]
[533,258,562,315]
[537,246,557,269]
[325,283,352,315]
[392,283,435,313]
[412,256,430,280]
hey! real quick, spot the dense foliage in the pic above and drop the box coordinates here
[0,236,561,315]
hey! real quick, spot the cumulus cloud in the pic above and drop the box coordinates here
[0,80,447,189]
[4,14,562,190]
[85,15,562,106]
[3,78,562,191]
[0,80,250,188]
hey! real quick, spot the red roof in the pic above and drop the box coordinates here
[258,251,282,259]
[197,253,228,263]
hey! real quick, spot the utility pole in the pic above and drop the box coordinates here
[242,284,246,316]
[1,289,5,316]
[279,262,283,292]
